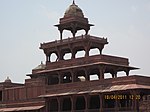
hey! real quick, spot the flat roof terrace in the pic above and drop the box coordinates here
[41,75,150,98]
[45,54,130,70]
[40,35,108,49]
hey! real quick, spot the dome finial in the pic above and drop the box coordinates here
[5,76,12,83]
[41,61,43,65]
[73,0,75,5]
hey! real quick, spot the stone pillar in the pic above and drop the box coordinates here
[47,54,50,62]
[100,94,103,112]
[59,29,63,40]
[111,69,117,78]
[46,54,49,62]
[125,69,130,76]
[71,24,77,38]
[84,94,89,111]
[115,93,119,112]
[130,90,137,111]
[57,50,63,61]
[70,70,75,82]
[58,73,61,84]
[99,65,105,80]
[85,47,89,57]
[58,97,64,112]
[84,41,90,57]
[99,45,104,55]
[71,96,76,112]
[45,98,49,112]
[72,51,76,59]
[85,28,89,35]
[114,72,117,78]
[84,68,89,81]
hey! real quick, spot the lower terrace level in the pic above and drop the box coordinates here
[44,90,149,112]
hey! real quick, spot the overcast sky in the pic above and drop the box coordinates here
[0,0,150,83]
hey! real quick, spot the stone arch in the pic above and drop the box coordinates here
[104,73,112,79]
[48,74,59,85]
[75,50,86,58]
[50,52,58,62]
[49,99,58,111]
[75,70,86,82]
[74,46,85,58]
[89,68,100,81]
[61,48,72,60]
[76,96,86,110]
[62,72,72,83]
[89,95,100,109]
[104,94,115,108]
[63,52,72,60]
[89,48,100,56]
[62,97,72,111]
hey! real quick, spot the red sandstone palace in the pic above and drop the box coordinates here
[0,1,150,112]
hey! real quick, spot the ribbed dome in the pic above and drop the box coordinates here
[64,1,84,17]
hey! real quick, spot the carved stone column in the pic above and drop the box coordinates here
[99,94,103,112]
[99,65,105,80]
[85,47,89,57]
[71,95,76,112]
[70,70,75,82]
[72,48,76,59]
[130,90,137,111]
[59,28,63,40]
[58,72,61,84]
[84,41,90,57]
[45,98,49,112]
[115,92,119,112]
[46,54,49,62]
[125,69,130,76]
[110,68,117,78]
[84,94,89,111]
[84,68,90,81]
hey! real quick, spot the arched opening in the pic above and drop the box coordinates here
[76,96,85,110]
[89,48,100,56]
[50,53,58,62]
[62,98,72,111]
[48,75,59,85]
[104,73,112,79]
[63,53,72,60]
[76,30,85,36]
[117,71,127,77]
[63,30,73,38]
[49,99,58,111]
[76,70,86,82]
[62,72,72,83]
[89,95,100,109]
[75,50,85,58]
[90,75,99,81]
[89,69,100,81]
[119,93,132,108]
[104,95,115,108]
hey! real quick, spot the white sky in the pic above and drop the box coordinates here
[0,0,150,83]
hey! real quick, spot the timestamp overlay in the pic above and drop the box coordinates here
[104,94,141,100]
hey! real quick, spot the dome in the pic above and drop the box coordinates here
[5,77,11,83]
[33,61,46,70]
[64,1,84,17]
